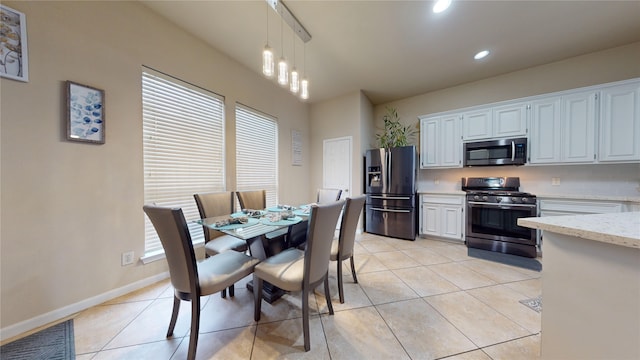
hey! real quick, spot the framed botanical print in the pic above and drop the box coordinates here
[66,81,105,144]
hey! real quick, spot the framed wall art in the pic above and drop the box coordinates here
[0,4,29,82]
[66,81,105,144]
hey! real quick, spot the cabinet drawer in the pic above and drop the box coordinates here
[422,195,463,205]
[539,199,622,214]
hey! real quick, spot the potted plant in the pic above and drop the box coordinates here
[375,106,417,149]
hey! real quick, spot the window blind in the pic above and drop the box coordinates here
[235,104,278,207]
[142,69,225,254]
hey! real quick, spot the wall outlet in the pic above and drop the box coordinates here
[121,251,135,266]
[551,177,560,186]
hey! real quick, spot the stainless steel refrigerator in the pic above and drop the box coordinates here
[364,145,417,240]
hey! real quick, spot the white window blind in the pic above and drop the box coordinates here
[235,104,278,207]
[142,69,225,255]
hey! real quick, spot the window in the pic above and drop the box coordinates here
[142,68,225,256]
[235,104,278,207]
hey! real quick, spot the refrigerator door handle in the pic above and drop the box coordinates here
[388,150,392,189]
[371,207,412,213]
[369,195,412,200]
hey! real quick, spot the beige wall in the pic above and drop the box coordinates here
[0,1,310,336]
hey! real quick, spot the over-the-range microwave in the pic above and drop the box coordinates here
[463,137,527,166]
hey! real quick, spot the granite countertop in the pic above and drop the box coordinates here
[536,193,640,203]
[518,212,640,249]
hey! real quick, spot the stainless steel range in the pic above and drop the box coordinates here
[462,177,538,258]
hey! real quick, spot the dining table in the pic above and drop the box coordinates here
[196,205,312,303]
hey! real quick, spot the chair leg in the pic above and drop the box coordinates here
[337,259,345,304]
[167,295,181,337]
[229,284,235,297]
[187,296,200,360]
[253,275,263,321]
[324,275,334,315]
[221,288,227,298]
[350,256,358,283]
[302,287,310,352]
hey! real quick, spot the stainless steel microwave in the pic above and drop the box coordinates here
[463,137,527,166]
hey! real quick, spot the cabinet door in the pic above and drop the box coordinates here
[599,82,640,162]
[493,103,527,138]
[529,97,562,164]
[462,109,492,141]
[440,114,462,167]
[562,90,597,163]
[420,118,439,168]
[440,206,462,240]
[421,204,440,236]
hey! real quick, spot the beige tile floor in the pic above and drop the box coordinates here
[72,234,542,359]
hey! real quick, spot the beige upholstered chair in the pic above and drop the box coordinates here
[317,188,343,204]
[143,205,259,360]
[236,190,266,210]
[194,192,248,298]
[253,201,344,351]
[330,195,366,303]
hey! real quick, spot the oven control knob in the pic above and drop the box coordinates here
[511,197,518,202]
[496,196,502,202]
[521,197,528,203]
[482,196,488,201]
[473,195,480,200]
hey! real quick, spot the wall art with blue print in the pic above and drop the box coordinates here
[66,81,105,144]
[0,4,29,82]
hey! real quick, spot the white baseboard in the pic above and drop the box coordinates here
[0,272,169,342]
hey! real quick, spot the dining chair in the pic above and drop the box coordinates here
[253,201,344,351]
[330,195,366,303]
[143,205,259,360]
[194,192,248,298]
[317,188,343,204]
[235,190,266,210]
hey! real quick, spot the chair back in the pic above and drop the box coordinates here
[304,201,344,285]
[338,196,366,259]
[286,220,308,249]
[143,205,197,295]
[194,192,234,241]
[236,190,266,210]
[317,188,343,204]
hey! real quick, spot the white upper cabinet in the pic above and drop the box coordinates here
[562,90,597,163]
[419,114,461,168]
[598,81,640,162]
[461,109,492,141]
[529,97,562,163]
[462,103,527,141]
[493,103,528,138]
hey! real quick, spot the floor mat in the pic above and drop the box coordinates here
[520,296,542,313]
[1,319,75,360]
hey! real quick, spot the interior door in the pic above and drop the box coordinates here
[323,136,352,200]
[323,136,353,230]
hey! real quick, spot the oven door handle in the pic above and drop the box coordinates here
[468,201,537,209]
[370,207,411,213]
[511,140,516,162]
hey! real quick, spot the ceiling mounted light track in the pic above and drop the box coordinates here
[263,0,312,100]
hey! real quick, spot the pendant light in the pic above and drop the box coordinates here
[262,3,274,78]
[300,43,309,100]
[277,17,289,86]
[289,30,299,93]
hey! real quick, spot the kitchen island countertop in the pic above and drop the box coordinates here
[518,211,640,249]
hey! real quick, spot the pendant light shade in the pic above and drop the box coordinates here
[290,67,299,93]
[262,46,274,77]
[300,78,309,100]
[278,57,288,86]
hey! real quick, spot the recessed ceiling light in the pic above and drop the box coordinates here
[474,50,490,60]
[433,0,452,13]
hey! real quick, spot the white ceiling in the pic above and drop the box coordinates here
[141,1,640,105]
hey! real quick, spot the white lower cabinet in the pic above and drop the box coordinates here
[539,198,624,217]
[420,194,464,241]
